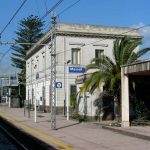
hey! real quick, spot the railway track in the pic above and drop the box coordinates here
[0,117,56,150]
[0,125,28,150]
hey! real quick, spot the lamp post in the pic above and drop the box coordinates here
[66,60,71,121]
[0,78,3,103]
[8,73,11,107]
[34,64,37,123]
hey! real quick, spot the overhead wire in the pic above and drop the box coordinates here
[43,0,82,32]
[0,0,149,62]
[40,0,149,56]
[0,0,61,60]
[0,8,150,59]
[1,23,148,61]
[40,0,65,31]
[0,0,28,68]
[0,0,63,71]
[56,24,150,55]
[56,0,81,28]
[41,0,64,20]
[0,0,64,64]
[40,0,149,55]
[57,0,81,17]
[83,24,150,47]
[0,0,28,38]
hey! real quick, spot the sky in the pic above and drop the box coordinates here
[0,0,150,73]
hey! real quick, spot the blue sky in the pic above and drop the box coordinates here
[0,0,150,73]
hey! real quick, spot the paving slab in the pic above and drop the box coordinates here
[102,125,150,141]
[0,106,150,150]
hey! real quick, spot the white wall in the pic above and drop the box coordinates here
[26,34,122,116]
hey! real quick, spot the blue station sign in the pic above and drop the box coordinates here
[56,82,62,88]
[69,67,85,73]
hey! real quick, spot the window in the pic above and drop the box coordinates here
[95,49,104,59]
[70,85,77,96]
[72,48,80,65]
[70,85,77,109]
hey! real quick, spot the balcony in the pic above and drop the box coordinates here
[76,73,91,84]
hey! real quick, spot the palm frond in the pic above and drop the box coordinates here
[137,48,150,58]
[127,52,138,64]
[121,41,139,64]
[113,38,120,64]
[80,71,110,94]
[110,72,121,92]
[81,36,149,98]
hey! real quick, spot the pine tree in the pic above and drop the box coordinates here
[11,15,44,102]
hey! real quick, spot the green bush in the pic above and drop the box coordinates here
[78,116,88,123]
[135,99,150,119]
[71,111,80,119]
[71,112,88,123]
[70,95,77,110]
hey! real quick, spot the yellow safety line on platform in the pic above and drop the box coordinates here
[0,111,73,150]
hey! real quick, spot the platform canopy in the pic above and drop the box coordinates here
[121,59,150,127]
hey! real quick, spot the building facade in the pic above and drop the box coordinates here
[26,23,140,116]
[0,73,18,106]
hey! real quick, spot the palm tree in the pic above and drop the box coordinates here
[80,36,150,119]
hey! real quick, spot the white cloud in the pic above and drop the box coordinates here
[132,22,150,47]
[132,22,150,59]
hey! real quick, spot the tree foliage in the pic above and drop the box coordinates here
[81,36,150,96]
[11,15,44,100]
[11,15,44,74]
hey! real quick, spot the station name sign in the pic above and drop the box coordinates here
[69,67,85,73]
[56,82,62,88]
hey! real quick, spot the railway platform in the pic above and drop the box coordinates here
[0,106,150,150]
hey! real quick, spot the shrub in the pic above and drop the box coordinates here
[70,95,77,110]
[78,116,88,123]
[94,90,114,121]
[71,111,80,119]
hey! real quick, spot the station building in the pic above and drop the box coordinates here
[26,23,140,117]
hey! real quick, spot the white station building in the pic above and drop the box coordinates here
[26,23,140,118]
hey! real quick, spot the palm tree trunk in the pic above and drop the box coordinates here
[114,96,119,121]
[99,99,103,122]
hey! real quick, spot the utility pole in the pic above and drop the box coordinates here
[8,73,11,107]
[34,64,37,123]
[50,13,57,129]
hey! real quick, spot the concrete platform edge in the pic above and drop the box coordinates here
[0,111,73,150]
[102,125,150,141]
[0,116,58,150]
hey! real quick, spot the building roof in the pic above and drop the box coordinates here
[121,59,150,75]
[26,23,141,59]
[55,23,140,36]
